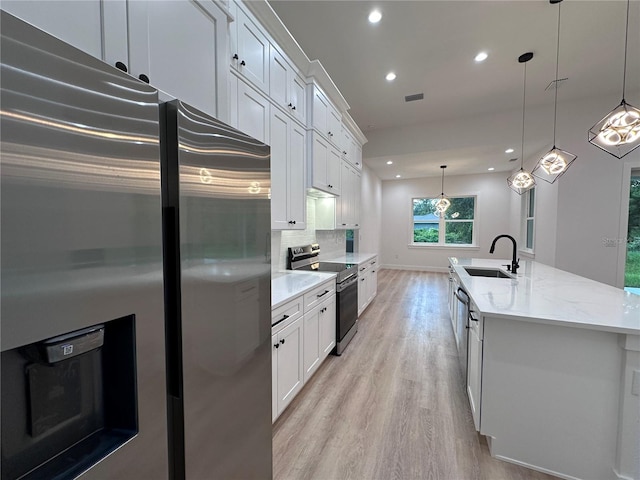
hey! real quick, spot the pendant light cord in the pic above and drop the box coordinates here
[622,0,630,99]
[440,167,445,195]
[552,2,561,147]
[520,61,527,170]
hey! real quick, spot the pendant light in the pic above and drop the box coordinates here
[588,0,640,158]
[434,165,451,217]
[532,0,577,184]
[507,52,536,195]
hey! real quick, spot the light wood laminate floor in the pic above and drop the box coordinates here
[273,269,559,480]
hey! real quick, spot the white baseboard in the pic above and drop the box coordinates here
[380,264,448,273]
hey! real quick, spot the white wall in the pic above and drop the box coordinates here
[381,172,514,271]
[358,164,382,254]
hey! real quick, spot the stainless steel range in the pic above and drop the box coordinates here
[288,244,359,355]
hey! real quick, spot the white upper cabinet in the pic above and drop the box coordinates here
[336,161,360,229]
[127,0,229,120]
[230,4,270,94]
[270,107,306,230]
[310,133,341,196]
[229,73,270,143]
[1,0,105,59]
[269,46,307,124]
[4,0,230,121]
[311,85,341,146]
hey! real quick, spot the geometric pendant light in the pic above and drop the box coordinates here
[433,165,451,217]
[532,0,577,184]
[588,0,640,158]
[508,52,536,195]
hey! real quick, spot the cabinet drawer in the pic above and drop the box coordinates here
[272,296,302,330]
[303,279,336,312]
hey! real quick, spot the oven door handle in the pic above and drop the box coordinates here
[337,274,358,292]
[341,272,356,284]
[454,287,470,306]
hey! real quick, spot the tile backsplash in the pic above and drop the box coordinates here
[271,197,346,272]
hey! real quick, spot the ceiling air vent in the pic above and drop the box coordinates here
[404,93,424,102]
[509,158,518,162]
[545,77,568,91]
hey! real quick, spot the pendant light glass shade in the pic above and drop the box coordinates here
[508,52,536,195]
[507,168,536,194]
[588,100,640,158]
[588,0,640,158]
[533,0,577,184]
[434,165,450,218]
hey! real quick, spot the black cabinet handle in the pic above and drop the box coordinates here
[292,220,296,224]
[343,151,347,155]
[280,314,289,322]
[138,74,150,84]
[342,223,347,226]
[361,278,365,282]
[288,103,293,108]
[317,290,329,298]
[292,106,296,110]
[356,162,360,166]
[274,343,280,349]
[115,61,128,73]
[240,60,246,66]
[232,53,239,60]
[280,338,285,345]
[469,311,479,322]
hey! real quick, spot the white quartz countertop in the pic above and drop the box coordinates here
[449,257,640,335]
[323,252,378,265]
[272,271,337,309]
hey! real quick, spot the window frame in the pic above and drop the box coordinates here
[410,195,478,248]
[521,187,536,254]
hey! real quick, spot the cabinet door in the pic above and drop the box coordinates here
[467,324,482,431]
[271,332,278,422]
[353,168,361,228]
[312,87,329,134]
[328,147,342,195]
[269,47,289,110]
[319,295,336,358]
[233,8,269,94]
[311,134,330,192]
[368,265,378,302]
[336,162,350,228]
[235,77,269,143]
[270,108,289,230]
[290,73,307,124]
[276,317,304,417]
[303,304,321,382]
[2,0,105,59]
[358,270,368,315]
[128,0,227,119]
[327,107,342,148]
[288,123,307,229]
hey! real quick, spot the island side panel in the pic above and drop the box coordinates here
[480,316,621,480]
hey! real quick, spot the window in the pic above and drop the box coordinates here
[412,196,476,246]
[522,188,535,251]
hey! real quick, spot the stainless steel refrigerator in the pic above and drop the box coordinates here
[1,11,272,480]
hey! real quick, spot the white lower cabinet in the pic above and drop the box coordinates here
[357,256,378,316]
[467,309,483,431]
[271,299,304,422]
[272,278,336,422]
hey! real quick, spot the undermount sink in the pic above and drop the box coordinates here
[464,267,513,279]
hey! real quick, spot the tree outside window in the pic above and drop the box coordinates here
[412,197,475,245]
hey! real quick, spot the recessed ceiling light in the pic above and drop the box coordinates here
[395,174,401,178]
[386,160,393,165]
[488,167,495,171]
[385,72,396,81]
[368,10,382,23]
[475,51,488,62]
[505,148,515,154]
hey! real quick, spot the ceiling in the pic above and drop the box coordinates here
[269,0,640,180]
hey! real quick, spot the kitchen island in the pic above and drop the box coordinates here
[449,257,640,480]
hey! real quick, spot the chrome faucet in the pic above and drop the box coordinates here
[489,234,519,274]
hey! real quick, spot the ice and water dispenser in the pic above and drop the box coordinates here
[1,316,138,480]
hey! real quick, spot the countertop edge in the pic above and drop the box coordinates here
[271,271,337,310]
